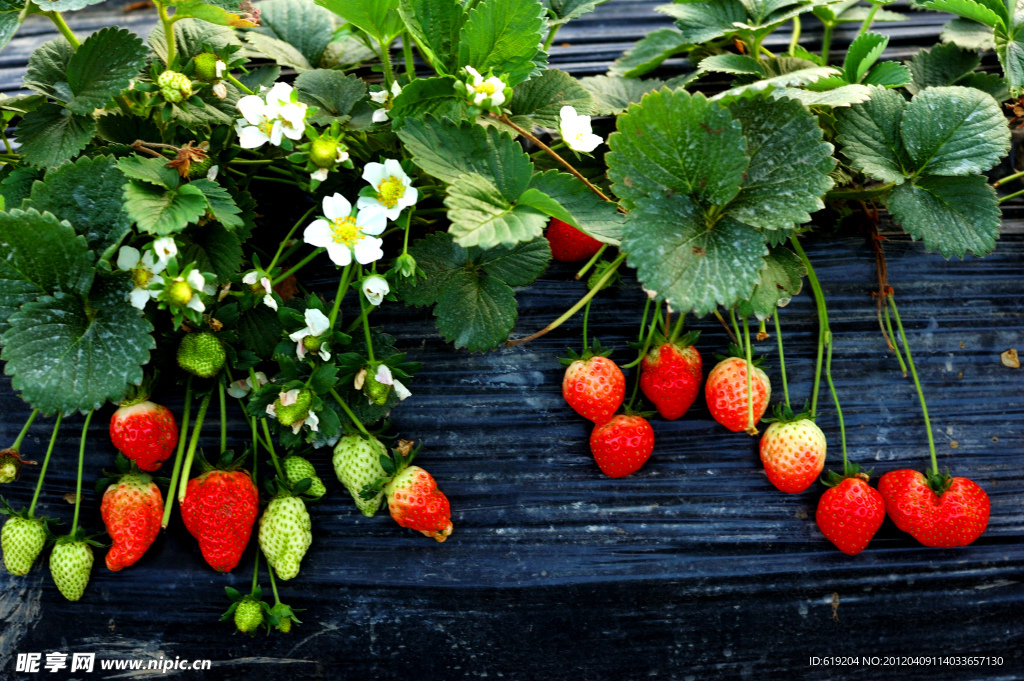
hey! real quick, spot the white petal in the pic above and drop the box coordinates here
[265,82,293,107]
[304,308,331,335]
[465,66,482,80]
[560,105,578,124]
[117,247,141,271]
[128,287,150,309]
[325,242,353,267]
[263,294,278,311]
[356,205,388,235]
[323,193,351,221]
[392,379,411,401]
[288,327,311,343]
[269,120,284,146]
[382,158,407,182]
[361,162,387,187]
[266,403,277,417]
[372,109,389,123]
[295,340,307,359]
[310,167,329,181]
[352,237,384,265]
[280,389,300,406]
[207,165,219,181]
[212,82,228,100]
[305,410,319,432]
[391,81,402,96]
[375,364,393,385]
[238,126,269,149]
[369,90,389,104]
[236,96,267,125]
[186,294,205,312]
[242,271,259,285]
[397,185,418,210]
[354,367,367,389]
[186,270,205,289]
[153,237,178,262]
[318,343,331,361]
[260,277,273,294]
[215,60,227,77]
[303,219,333,248]
[227,379,251,398]
[490,90,506,107]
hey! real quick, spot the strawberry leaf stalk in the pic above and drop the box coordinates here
[0,408,39,484]
[360,441,453,542]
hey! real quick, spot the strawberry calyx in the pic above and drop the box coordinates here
[118,372,158,407]
[221,585,271,635]
[714,343,767,366]
[53,526,105,548]
[559,338,613,367]
[268,601,304,633]
[0,496,59,531]
[94,454,163,493]
[820,463,872,488]
[762,401,812,425]
[923,469,954,496]
[358,439,418,501]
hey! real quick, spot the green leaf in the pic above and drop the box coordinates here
[710,66,842,102]
[527,169,625,245]
[843,32,888,83]
[509,68,594,130]
[900,86,1010,176]
[1,278,155,415]
[95,113,162,146]
[181,222,242,282]
[777,84,873,107]
[724,95,835,231]
[956,71,1010,101]
[578,75,664,115]
[123,182,208,236]
[399,0,465,74]
[434,270,517,351]
[542,0,611,25]
[606,88,748,209]
[888,175,999,258]
[261,0,338,67]
[394,231,468,306]
[658,0,746,43]
[0,167,41,210]
[458,0,547,87]
[171,1,238,25]
[907,42,981,94]
[294,69,367,126]
[621,194,767,317]
[244,32,313,71]
[23,155,130,260]
[997,26,1024,97]
[0,12,20,53]
[64,27,147,114]
[315,0,402,41]
[24,37,75,101]
[473,236,551,286]
[116,155,180,190]
[515,187,576,224]
[15,104,96,168]
[30,0,105,11]
[838,5,905,22]
[834,85,910,183]
[238,305,284,358]
[190,178,244,230]
[699,53,766,76]
[736,245,804,320]
[608,28,689,78]
[389,76,467,123]
[941,18,994,50]
[924,0,1002,28]
[0,208,95,335]
[398,116,534,200]
[149,19,242,66]
[445,173,548,248]
[861,61,911,88]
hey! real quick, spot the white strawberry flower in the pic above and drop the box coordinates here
[303,193,387,267]
[117,246,168,310]
[183,270,212,312]
[227,371,268,398]
[372,108,390,124]
[152,237,178,265]
[234,83,307,148]
[361,274,389,306]
[369,90,389,105]
[559,106,603,153]
[288,308,332,360]
[372,364,411,402]
[242,270,278,310]
[357,159,417,221]
[265,389,319,434]
[464,66,507,108]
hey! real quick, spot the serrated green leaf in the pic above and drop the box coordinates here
[171,0,237,25]
[190,178,244,230]
[924,0,1003,28]
[606,88,748,209]
[473,237,550,286]
[997,27,1024,97]
[956,71,1010,101]
[261,0,338,66]
[527,169,625,245]
[835,85,910,183]
[24,37,74,101]
[509,68,594,130]
[458,0,547,87]
[16,104,96,168]
[399,0,465,73]
[166,86,240,127]
[389,76,467,123]
[516,187,576,224]
[1,277,154,415]
[30,0,104,11]
[0,209,95,334]
[238,305,283,358]
[658,0,746,44]
[23,156,130,260]
[608,28,689,78]
[838,5,905,22]
[724,95,834,231]
[736,245,804,320]
[149,18,242,66]
[843,32,888,83]
[315,0,401,41]
[294,69,366,126]
[888,175,999,258]
[542,0,610,24]
[699,53,766,76]
[244,32,313,71]
[907,42,981,94]
[394,231,468,306]
[900,86,1010,176]
[123,182,208,236]
[578,75,664,116]
[116,155,180,190]
[434,270,517,351]
[181,222,242,282]
[862,61,911,87]
[95,113,162,146]
[446,173,548,248]
[0,12,20,53]
[777,84,873,106]
[64,27,148,114]
[941,18,994,50]
[710,66,842,102]
[621,194,767,317]
[0,167,41,211]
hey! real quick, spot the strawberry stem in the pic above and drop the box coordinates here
[70,411,93,535]
[887,295,940,476]
[622,299,657,370]
[267,558,282,605]
[789,235,824,418]
[267,203,318,274]
[330,389,372,438]
[669,312,686,344]
[575,244,608,280]
[259,419,286,480]
[714,310,740,345]
[825,331,850,476]
[882,301,908,377]
[773,311,790,410]
[251,545,260,594]
[163,377,193,528]
[328,263,354,329]
[741,314,757,435]
[28,414,62,518]
[177,391,212,504]
[359,273,376,363]
[729,308,742,349]
[581,299,591,349]
[219,380,227,455]
[10,409,38,452]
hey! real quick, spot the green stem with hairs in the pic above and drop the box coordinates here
[626,303,661,409]
[790,235,825,418]
[330,389,371,437]
[883,301,908,376]
[825,328,849,475]
[162,377,192,527]
[402,32,415,78]
[543,24,560,51]
[993,168,1024,187]
[177,391,212,504]
[773,310,790,409]
[268,559,281,604]
[359,283,375,362]
[858,2,880,36]
[377,34,396,89]
[70,411,93,534]
[225,73,254,96]
[268,204,318,273]
[789,16,801,54]
[47,12,80,49]
[742,315,756,434]
[272,248,325,286]
[888,296,940,476]
[10,409,38,452]
[28,415,62,518]
[821,22,833,65]
[251,545,260,593]
[669,312,686,343]
[259,419,285,479]
[729,308,742,349]
[328,264,353,328]
[156,1,175,65]
[998,186,1024,203]
[622,297,654,370]
[581,299,591,349]
[219,380,227,454]
[575,244,608,281]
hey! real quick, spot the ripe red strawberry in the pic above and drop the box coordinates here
[101,469,163,571]
[589,414,655,478]
[760,418,827,494]
[816,476,886,555]
[705,357,771,433]
[562,343,625,425]
[385,465,453,543]
[640,339,702,420]
[546,218,603,262]
[110,401,179,472]
[877,469,990,548]
[181,469,259,572]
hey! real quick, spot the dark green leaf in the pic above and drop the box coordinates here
[123,182,208,236]
[445,172,548,248]
[389,76,467,123]
[95,113,162,145]
[542,0,610,25]
[434,270,517,351]
[244,32,313,71]
[940,18,994,50]
[24,37,75,101]
[578,75,664,115]
[907,42,980,94]
[736,245,804,320]
[181,222,242,282]
[399,0,465,73]
[294,69,367,126]
[658,0,746,43]
[116,155,180,190]
[190,178,244,230]
[527,169,625,244]
[473,237,550,286]
[955,71,1010,101]
[261,0,338,66]
[509,68,594,130]
[0,12,20,53]
[888,175,999,258]
[843,32,888,83]
[608,28,689,78]
[394,231,468,307]
[64,27,148,115]
[238,305,284,357]
[314,0,401,41]
[924,0,1003,29]
[16,104,96,168]
[699,53,765,76]
[458,0,547,87]
[834,85,910,183]
[0,167,41,211]
[861,61,911,88]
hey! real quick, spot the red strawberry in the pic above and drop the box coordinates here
[640,341,702,420]
[102,469,163,571]
[385,465,453,543]
[759,419,827,494]
[562,344,625,425]
[110,401,178,472]
[877,469,989,548]
[589,414,655,478]
[181,469,259,572]
[704,357,771,433]
[546,218,603,262]
[816,476,886,555]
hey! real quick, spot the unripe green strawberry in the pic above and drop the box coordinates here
[157,70,193,103]
[0,451,22,484]
[275,390,312,427]
[193,52,220,82]
[309,137,339,168]
[363,372,391,406]
[258,496,311,581]
[177,332,226,378]
[303,334,324,353]
[277,616,292,633]
[283,456,326,499]
[2,516,47,575]
[187,157,213,179]
[49,540,93,601]
[234,597,264,633]
[332,434,387,516]
[167,280,194,307]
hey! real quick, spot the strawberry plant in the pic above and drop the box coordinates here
[0,0,1014,629]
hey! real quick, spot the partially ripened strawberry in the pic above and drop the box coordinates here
[705,357,771,433]
[101,469,163,571]
[878,469,990,548]
[384,465,453,542]
[589,414,655,478]
[333,434,389,516]
[181,468,259,572]
[759,418,827,494]
[816,476,886,555]
[562,341,625,425]
[110,401,179,472]
[640,336,702,420]
[546,218,603,262]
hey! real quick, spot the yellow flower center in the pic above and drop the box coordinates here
[330,216,362,246]
[477,81,496,95]
[376,176,406,209]
[259,120,275,135]
[132,267,152,289]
